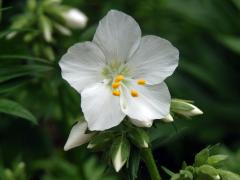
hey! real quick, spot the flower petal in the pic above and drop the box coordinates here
[127,35,179,84]
[59,41,106,92]
[81,82,126,131]
[93,10,141,63]
[120,82,171,121]
[64,121,94,151]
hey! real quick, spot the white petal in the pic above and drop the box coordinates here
[81,82,126,131]
[129,118,153,127]
[59,42,106,92]
[120,82,171,121]
[127,35,179,85]
[93,10,141,63]
[64,121,94,151]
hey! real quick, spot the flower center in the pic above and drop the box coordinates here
[101,62,146,97]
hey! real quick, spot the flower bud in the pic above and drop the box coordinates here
[62,9,87,29]
[162,113,174,123]
[171,99,203,118]
[64,121,94,151]
[129,118,153,127]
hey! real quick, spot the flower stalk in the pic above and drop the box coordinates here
[141,148,162,180]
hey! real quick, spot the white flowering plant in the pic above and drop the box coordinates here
[1,0,240,179]
[59,10,203,179]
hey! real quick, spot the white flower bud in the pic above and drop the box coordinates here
[129,118,153,127]
[162,113,174,123]
[171,99,203,118]
[63,8,88,29]
[180,104,203,117]
[64,121,94,151]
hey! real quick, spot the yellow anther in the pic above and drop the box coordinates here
[137,79,146,85]
[112,89,121,96]
[112,82,121,89]
[131,90,139,97]
[115,75,124,82]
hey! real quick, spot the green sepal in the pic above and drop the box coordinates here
[194,147,209,167]
[111,136,130,172]
[87,132,114,151]
[217,169,240,180]
[128,128,150,148]
[171,99,194,112]
[207,155,228,166]
[196,165,219,180]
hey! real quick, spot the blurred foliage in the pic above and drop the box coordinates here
[0,0,240,179]
[164,145,240,179]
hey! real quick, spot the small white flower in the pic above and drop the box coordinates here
[63,8,88,29]
[59,10,179,131]
[64,121,94,151]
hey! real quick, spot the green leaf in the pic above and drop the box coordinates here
[111,136,130,172]
[194,147,210,167]
[217,35,240,54]
[162,166,175,176]
[207,155,228,166]
[232,0,240,10]
[0,99,37,124]
[128,128,150,148]
[0,64,53,83]
[0,54,53,64]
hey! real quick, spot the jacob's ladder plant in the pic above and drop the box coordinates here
[59,10,203,179]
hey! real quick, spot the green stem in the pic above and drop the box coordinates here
[141,148,162,180]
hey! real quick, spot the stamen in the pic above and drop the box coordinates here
[112,82,121,89]
[131,90,139,97]
[115,75,124,82]
[137,79,146,85]
[112,89,121,96]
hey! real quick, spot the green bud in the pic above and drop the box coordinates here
[111,136,130,172]
[4,169,14,180]
[179,169,193,180]
[128,128,150,148]
[194,147,209,167]
[217,169,240,180]
[39,15,53,43]
[196,165,220,180]
[207,155,228,166]
[171,99,203,118]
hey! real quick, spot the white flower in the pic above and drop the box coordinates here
[64,121,94,151]
[62,8,88,29]
[59,10,179,131]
